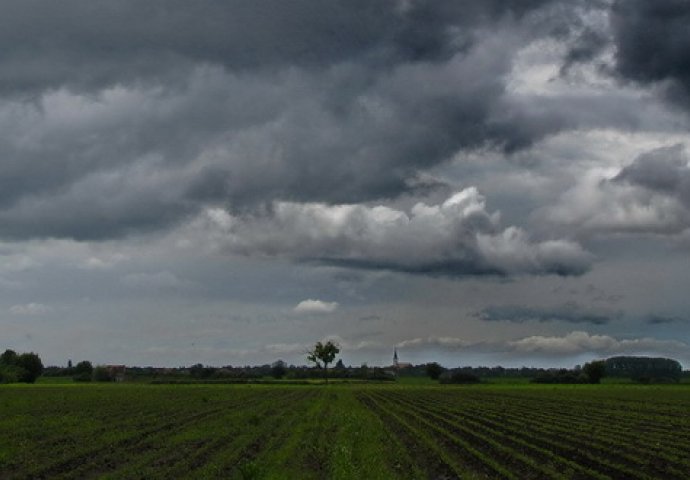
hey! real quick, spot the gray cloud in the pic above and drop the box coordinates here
[395,331,690,360]
[477,302,618,325]
[0,0,598,242]
[613,144,690,206]
[546,144,690,235]
[611,0,690,106]
[0,0,560,96]
[646,315,688,325]
[212,188,591,277]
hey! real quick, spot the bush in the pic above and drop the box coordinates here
[73,373,93,382]
[425,362,445,380]
[531,369,582,384]
[93,366,114,382]
[0,365,23,384]
[440,370,481,384]
[270,364,286,379]
[73,360,93,382]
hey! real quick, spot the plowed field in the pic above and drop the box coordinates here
[1,384,688,479]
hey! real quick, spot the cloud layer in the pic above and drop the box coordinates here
[0,0,594,243]
[1,1,690,367]
[215,189,591,276]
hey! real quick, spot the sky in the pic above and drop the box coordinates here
[1,0,690,368]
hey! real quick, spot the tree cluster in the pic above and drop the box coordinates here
[0,349,43,383]
[605,356,682,383]
[425,362,446,380]
[72,360,94,382]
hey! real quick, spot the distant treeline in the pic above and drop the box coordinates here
[528,356,684,384]
[399,357,686,384]
[38,355,688,384]
[43,360,396,382]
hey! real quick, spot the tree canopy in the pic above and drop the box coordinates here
[307,341,340,382]
[605,356,682,383]
[0,349,43,383]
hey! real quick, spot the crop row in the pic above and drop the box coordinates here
[3,384,689,479]
[401,389,690,467]
[1,385,416,480]
[391,390,686,478]
[417,388,690,447]
[1,386,316,479]
[358,387,690,480]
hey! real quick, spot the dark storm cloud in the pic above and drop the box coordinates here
[477,303,617,325]
[0,0,555,96]
[0,0,579,242]
[611,0,690,106]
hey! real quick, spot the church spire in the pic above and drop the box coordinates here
[393,347,398,367]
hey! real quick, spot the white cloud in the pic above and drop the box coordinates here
[509,331,688,356]
[545,145,690,235]
[217,188,591,276]
[10,303,51,315]
[545,168,688,234]
[294,299,339,314]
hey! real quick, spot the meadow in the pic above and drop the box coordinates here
[1,383,689,479]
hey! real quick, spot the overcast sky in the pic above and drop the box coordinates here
[2,0,690,368]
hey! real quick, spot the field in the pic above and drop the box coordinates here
[1,383,689,479]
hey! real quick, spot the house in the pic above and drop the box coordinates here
[105,365,126,382]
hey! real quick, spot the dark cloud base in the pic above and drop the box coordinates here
[477,304,616,325]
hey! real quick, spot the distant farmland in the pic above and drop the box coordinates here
[1,384,689,479]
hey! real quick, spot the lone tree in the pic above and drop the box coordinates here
[307,341,340,383]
